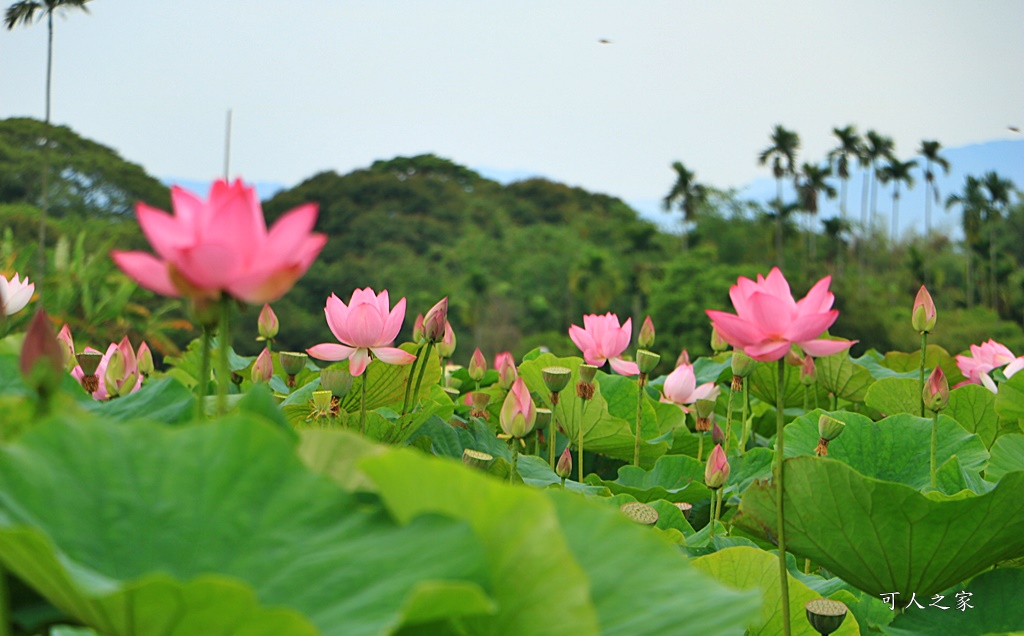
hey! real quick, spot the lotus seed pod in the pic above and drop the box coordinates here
[534,407,552,432]
[542,366,572,393]
[817,415,846,442]
[673,502,693,518]
[462,449,494,470]
[311,390,333,413]
[620,502,659,525]
[805,599,848,636]
[76,351,103,376]
[635,349,660,376]
[279,351,308,376]
[579,364,599,384]
[320,367,354,398]
[731,351,756,378]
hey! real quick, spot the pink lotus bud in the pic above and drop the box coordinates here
[800,355,816,386]
[0,272,34,316]
[57,324,76,371]
[711,421,725,445]
[923,366,949,412]
[785,348,804,367]
[495,351,517,390]
[423,297,448,343]
[137,341,154,377]
[710,327,729,353]
[117,336,137,378]
[436,322,457,358]
[704,443,730,489]
[252,347,273,383]
[500,377,537,438]
[412,313,425,343]
[912,286,937,334]
[675,349,691,368]
[258,304,279,340]
[638,315,655,349]
[555,446,573,479]
[469,348,487,382]
[19,310,63,395]
[104,347,126,397]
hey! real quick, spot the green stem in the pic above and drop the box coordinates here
[216,297,231,416]
[548,395,557,469]
[633,375,646,467]
[697,430,704,463]
[0,565,10,636]
[400,343,424,416]
[197,325,212,420]
[408,341,434,416]
[813,381,819,410]
[739,378,750,455]
[578,395,588,483]
[359,371,368,433]
[725,381,735,455]
[438,357,448,386]
[710,493,718,539]
[931,410,938,489]
[510,439,519,485]
[714,489,724,526]
[804,558,811,575]
[919,332,928,418]
[802,385,809,414]
[775,358,792,636]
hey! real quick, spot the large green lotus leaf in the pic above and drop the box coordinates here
[883,345,964,386]
[994,372,1024,431]
[881,567,1024,635]
[946,383,999,449]
[691,546,860,636]
[518,353,668,467]
[865,377,923,416]
[361,449,757,636]
[852,351,918,381]
[588,454,714,503]
[735,457,1024,598]
[80,377,195,424]
[784,410,988,491]
[726,447,775,494]
[935,454,995,496]
[0,354,89,400]
[332,343,440,413]
[816,351,876,402]
[749,360,830,409]
[986,434,1024,483]
[0,416,495,635]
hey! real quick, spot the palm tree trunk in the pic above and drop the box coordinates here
[37,11,54,284]
[891,188,900,240]
[869,161,879,230]
[990,222,998,312]
[924,161,932,236]
[775,178,784,267]
[966,248,973,310]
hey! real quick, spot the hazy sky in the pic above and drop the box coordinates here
[1,1,1022,210]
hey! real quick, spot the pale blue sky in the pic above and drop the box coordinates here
[1,1,1021,219]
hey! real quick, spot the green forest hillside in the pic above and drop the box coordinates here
[2,117,1022,365]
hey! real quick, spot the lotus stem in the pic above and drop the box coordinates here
[359,372,368,433]
[217,296,231,415]
[510,439,519,485]
[804,558,811,575]
[633,375,645,466]
[919,332,928,417]
[578,396,588,482]
[775,358,792,636]
[408,341,434,416]
[931,410,938,489]
[549,392,559,468]
[197,325,211,420]
[697,428,704,463]
[739,377,750,455]
[400,343,423,416]
[0,565,10,636]
[710,495,718,540]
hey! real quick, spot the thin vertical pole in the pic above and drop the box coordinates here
[223,109,233,180]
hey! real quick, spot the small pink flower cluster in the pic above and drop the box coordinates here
[956,340,1024,393]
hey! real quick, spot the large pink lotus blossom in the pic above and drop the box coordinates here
[111,179,326,304]
[0,273,34,316]
[956,340,1020,392]
[705,268,854,362]
[306,287,417,376]
[660,358,721,412]
[569,313,640,376]
[72,337,143,400]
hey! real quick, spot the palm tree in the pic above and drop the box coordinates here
[758,125,800,266]
[918,141,950,237]
[795,162,837,260]
[662,161,708,251]
[863,130,895,230]
[5,0,92,281]
[878,157,917,240]
[945,176,986,309]
[980,171,1016,311]
[827,126,861,226]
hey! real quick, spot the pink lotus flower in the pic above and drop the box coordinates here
[306,287,417,376]
[111,179,327,304]
[956,340,1016,386]
[72,337,143,400]
[705,268,854,362]
[0,272,34,316]
[661,361,720,412]
[569,313,640,376]
[500,377,536,438]
[494,351,517,390]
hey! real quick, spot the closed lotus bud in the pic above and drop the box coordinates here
[635,350,660,376]
[731,351,756,378]
[542,366,572,393]
[805,599,848,636]
[423,297,448,342]
[710,327,729,353]
[57,324,76,371]
[137,341,154,378]
[675,349,691,368]
[712,421,725,445]
[412,313,425,343]
[320,367,353,398]
[704,444,730,490]
[912,286,937,334]
[252,347,273,383]
[800,355,816,386]
[436,322,457,358]
[19,310,64,397]
[579,364,598,384]
[816,414,845,456]
[257,304,279,340]
[555,446,573,479]
[785,348,804,367]
[494,351,517,390]
[468,348,487,382]
[923,366,949,412]
[638,315,656,349]
[103,347,126,397]
[500,377,537,438]
[280,351,307,375]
